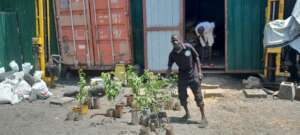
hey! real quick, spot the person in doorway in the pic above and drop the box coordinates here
[195,21,215,65]
[166,34,208,128]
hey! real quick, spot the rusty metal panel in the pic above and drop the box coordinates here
[55,0,132,69]
[56,0,93,67]
[90,0,132,66]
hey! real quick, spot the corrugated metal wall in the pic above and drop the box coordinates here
[144,0,183,71]
[130,0,144,67]
[0,12,22,69]
[145,0,180,27]
[227,0,265,72]
[0,0,36,67]
[50,0,59,55]
[147,31,179,71]
[0,0,59,69]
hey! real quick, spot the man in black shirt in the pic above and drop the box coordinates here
[167,34,208,128]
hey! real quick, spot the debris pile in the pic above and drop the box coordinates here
[0,61,52,104]
[242,76,262,89]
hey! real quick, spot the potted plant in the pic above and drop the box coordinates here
[125,65,144,124]
[101,72,122,118]
[73,69,89,115]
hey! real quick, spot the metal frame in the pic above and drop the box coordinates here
[264,0,288,78]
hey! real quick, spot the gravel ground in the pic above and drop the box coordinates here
[0,75,299,135]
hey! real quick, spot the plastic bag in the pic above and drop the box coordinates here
[13,72,25,80]
[34,71,43,82]
[14,80,32,97]
[0,83,14,104]
[22,63,33,74]
[9,61,19,72]
[32,80,52,99]
[0,67,5,74]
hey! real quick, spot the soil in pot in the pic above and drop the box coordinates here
[114,103,124,118]
[125,94,134,107]
[131,109,139,125]
[105,108,115,117]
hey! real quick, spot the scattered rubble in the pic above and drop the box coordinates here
[242,76,262,89]
[49,97,75,106]
[204,89,225,98]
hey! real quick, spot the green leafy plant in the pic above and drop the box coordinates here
[129,69,172,113]
[76,69,88,105]
[101,72,121,101]
[126,65,143,95]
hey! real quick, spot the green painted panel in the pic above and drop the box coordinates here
[0,12,22,69]
[50,0,59,55]
[15,0,36,64]
[130,0,144,68]
[227,0,266,72]
[0,0,36,68]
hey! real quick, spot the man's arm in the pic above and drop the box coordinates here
[189,45,203,79]
[166,53,174,77]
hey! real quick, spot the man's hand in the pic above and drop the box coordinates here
[199,72,204,80]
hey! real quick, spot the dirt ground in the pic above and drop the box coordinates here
[0,74,299,135]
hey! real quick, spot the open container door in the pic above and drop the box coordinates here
[143,0,184,72]
[226,0,265,73]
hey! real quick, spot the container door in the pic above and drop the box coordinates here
[90,0,132,67]
[56,0,93,67]
[143,0,183,71]
[0,12,22,69]
[226,0,265,72]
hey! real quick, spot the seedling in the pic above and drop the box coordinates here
[76,69,88,105]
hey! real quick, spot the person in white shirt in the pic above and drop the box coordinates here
[195,22,215,64]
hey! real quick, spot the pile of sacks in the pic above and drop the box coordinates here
[0,61,52,104]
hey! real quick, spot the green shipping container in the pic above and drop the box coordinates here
[130,0,145,68]
[0,12,22,69]
[226,0,265,73]
[0,0,58,69]
[0,0,36,69]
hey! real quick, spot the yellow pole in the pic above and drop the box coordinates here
[264,0,287,78]
[47,0,51,59]
[279,0,285,19]
[38,0,46,78]
[35,0,39,37]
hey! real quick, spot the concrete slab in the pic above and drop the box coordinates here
[204,89,225,98]
[50,97,75,106]
[202,83,220,89]
[243,89,267,98]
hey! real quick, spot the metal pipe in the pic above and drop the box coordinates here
[108,0,116,65]
[47,0,51,60]
[93,0,101,65]
[35,0,39,36]
[69,0,77,66]
[272,1,276,20]
[83,0,91,66]
[52,0,61,55]
[38,0,46,78]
